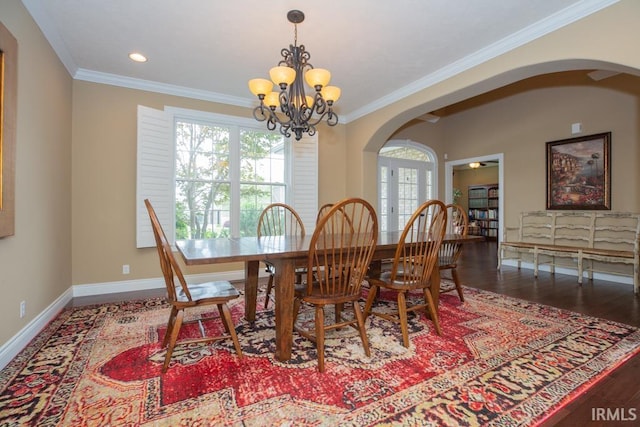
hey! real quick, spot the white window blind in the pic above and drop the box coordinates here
[136,105,173,248]
[291,134,318,231]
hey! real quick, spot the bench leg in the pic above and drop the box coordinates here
[577,253,583,284]
[533,248,539,277]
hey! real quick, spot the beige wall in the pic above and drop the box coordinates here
[2,0,640,348]
[0,0,72,344]
[443,79,640,224]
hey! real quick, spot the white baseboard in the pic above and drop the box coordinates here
[0,288,73,371]
[71,270,250,297]
[0,269,252,370]
[500,260,633,285]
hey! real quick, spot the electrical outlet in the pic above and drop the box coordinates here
[122,264,130,275]
[20,301,26,318]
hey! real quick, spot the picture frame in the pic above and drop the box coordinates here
[0,22,18,237]
[546,132,611,210]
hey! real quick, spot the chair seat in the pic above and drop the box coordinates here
[176,281,240,302]
[370,273,424,290]
[295,284,360,305]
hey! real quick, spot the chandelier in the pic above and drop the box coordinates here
[248,10,340,141]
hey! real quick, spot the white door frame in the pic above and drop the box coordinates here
[444,153,504,244]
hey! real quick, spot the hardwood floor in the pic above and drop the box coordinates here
[71,241,639,426]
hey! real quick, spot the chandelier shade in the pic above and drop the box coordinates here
[304,68,331,88]
[321,86,341,103]
[248,10,339,141]
[263,91,281,109]
[270,66,296,86]
[248,79,273,97]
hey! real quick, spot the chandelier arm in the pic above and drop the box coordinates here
[312,92,327,115]
[266,116,278,131]
[326,110,338,126]
[279,123,292,138]
[304,109,332,128]
[252,105,269,122]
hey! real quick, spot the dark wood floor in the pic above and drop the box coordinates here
[72,241,639,426]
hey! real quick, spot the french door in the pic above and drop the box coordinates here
[379,158,433,231]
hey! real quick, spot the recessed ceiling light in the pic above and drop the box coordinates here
[128,52,147,63]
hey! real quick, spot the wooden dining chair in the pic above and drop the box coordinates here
[257,203,306,309]
[293,198,378,372]
[364,200,447,347]
[316,203,334,224]
[439,204,469,302]
[144,199,243,372]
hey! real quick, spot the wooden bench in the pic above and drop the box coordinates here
[497,211,640,294]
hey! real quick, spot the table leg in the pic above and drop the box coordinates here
[368,259,382,278]
[431,264,441,310]
[367,259,382,301]
[272,258,295,361]
[244,260,259,322]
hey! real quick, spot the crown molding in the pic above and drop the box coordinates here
[345,0,619,122]
[74,69,255,108]
[24,0,619,124]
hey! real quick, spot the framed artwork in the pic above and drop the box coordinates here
[0,22,17,237]
[546,132,611,210]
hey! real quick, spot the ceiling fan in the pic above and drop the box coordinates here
[468,160,499,168]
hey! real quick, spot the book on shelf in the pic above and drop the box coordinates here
[467,184,499,240]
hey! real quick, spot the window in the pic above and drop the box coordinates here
[174,121,287,239]
[137,106,317,247]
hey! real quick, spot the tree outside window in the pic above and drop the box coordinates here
[175,120,286,239]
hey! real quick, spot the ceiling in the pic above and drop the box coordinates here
[23,0,618,122]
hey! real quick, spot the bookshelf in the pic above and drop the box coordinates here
[467,184,499,240]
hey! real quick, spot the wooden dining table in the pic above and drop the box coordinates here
[176,232,482,362]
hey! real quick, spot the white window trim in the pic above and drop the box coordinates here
[137,105,318,248]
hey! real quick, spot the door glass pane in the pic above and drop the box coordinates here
[397,167,419,230]
[380,166,388,232]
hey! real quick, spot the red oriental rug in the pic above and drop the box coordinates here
[0,285,639,426]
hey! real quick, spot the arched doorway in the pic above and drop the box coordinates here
[378,140,437,231]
